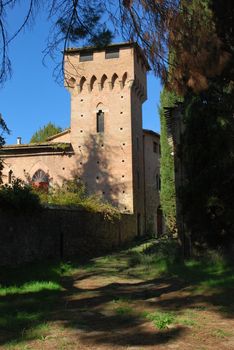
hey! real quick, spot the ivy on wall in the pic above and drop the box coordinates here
[158,88,178,235]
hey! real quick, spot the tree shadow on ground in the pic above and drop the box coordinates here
[0,241,234,348]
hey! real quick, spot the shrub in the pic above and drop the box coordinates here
[0,179,41,212]
[36,179,120,221]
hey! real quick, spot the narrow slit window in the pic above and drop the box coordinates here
[153,141,158,153]
[97,110,104,133]
[156,174,161,191]
[8,170,13,184]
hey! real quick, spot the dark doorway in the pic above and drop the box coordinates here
[157,206,163,236]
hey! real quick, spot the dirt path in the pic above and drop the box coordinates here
[1,245,234,349]
[49,271,234,350]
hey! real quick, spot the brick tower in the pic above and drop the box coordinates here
[65,42,150,234]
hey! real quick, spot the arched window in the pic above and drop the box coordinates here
[32,169,49,190]
[97,110,104,133]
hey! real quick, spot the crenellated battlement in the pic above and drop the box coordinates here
[66,72,146,101]
[64,42,148,102]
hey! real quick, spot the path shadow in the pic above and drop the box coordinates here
[0,241,234,347]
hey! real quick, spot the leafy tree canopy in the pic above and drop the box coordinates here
[30,122,62,143]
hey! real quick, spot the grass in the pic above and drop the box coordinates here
[120,239,234,294]
[144,311,176,329]
[0,311,43,330]
[142,308,198,330]
[0,260,69,347]
[212,329,233,339]
[0,281,61,296]
[115,306,133,315]
[23,322,51,340]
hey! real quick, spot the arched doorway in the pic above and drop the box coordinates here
[32,169,49,191]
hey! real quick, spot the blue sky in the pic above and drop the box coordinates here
[1,3,161,145]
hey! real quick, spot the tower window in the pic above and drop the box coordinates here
[97,110,104,133]
[79,51,93,62]
[156,174,161,191]
[153,141,158,153]
[105,48,119,59]
[8,170,13,184]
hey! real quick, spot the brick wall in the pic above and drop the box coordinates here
[0,208,136,266]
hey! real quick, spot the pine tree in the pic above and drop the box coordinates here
[30,123,62,143]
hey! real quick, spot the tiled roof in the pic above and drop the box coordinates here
[143,129,160,138]
[0,142,73,157]
[46,128,71,141]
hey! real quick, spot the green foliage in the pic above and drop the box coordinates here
[0,281,61,297]
[127,238,181,277]
[0,260,64,342]
[114,305,133,316]
[36,179,120,221]
[0,113,9,184]
[143,308,197,329]
[30,122,62,143]
[159,88,178,234]
[57,3,113,47]
[164,0,234,252]
[144,311,175,329]
[181,83,234,249]
[0,179,41,212]
[212,329,233,339]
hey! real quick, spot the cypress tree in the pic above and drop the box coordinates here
[159,88,178,235]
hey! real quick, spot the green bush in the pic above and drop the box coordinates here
[36,179,120,221]
[0,179,41,212]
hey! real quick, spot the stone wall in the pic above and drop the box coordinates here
[0,208,136,266]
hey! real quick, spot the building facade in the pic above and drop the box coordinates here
[1,43,161,236]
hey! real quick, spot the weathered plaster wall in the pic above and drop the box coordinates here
[1,153,76,187]
[0,208,137,266]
